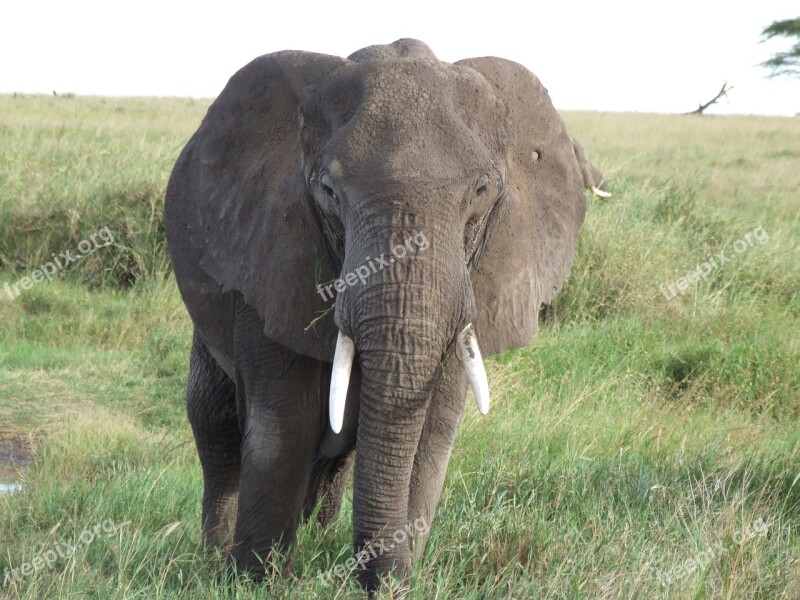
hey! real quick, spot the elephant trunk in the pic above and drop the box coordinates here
[351,289,453,590]
[332,225,481,590]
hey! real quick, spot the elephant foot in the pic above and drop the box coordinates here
[227,543,295,582]
[202,492,239,551]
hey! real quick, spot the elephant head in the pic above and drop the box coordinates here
[168,38,593,591]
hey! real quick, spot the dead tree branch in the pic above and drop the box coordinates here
[686,82,733,115]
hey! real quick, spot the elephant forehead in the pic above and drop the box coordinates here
[362,62,438,122]
[341,117,495,183]
[333,63,505,181]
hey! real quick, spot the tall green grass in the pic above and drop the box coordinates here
[0,95,207,287]
[1,96,798,598]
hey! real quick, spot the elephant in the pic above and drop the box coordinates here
[164,38,603,593]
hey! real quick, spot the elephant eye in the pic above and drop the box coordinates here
[320,173,339,203]
[474,174,490,197]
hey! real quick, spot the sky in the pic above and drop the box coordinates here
[2,0,797,116]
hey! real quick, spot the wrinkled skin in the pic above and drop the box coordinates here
[165,38,603,593]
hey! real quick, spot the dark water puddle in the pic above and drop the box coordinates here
[0,441,31,495]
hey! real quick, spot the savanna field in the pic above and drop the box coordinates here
[0,95,798,599]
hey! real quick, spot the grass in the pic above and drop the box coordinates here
[1,94,799,599]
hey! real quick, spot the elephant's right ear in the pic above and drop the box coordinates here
[456,57,588,356]
[168,51,347,362]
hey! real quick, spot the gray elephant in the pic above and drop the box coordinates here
[165,38,602,593]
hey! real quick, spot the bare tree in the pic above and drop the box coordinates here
[686,82,733,115]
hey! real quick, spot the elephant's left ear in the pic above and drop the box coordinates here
[456,57,587,356]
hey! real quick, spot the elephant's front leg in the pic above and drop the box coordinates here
[229,304,327,579]
[407,349,468,560]
[186,330,240,549]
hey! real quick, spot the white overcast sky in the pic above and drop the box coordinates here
[2,0,797,115]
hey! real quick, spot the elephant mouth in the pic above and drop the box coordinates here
[328,323,490,434]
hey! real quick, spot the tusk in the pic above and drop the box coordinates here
[329,331,355,434]
[591,185,612,198]
[456,324,490,415]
